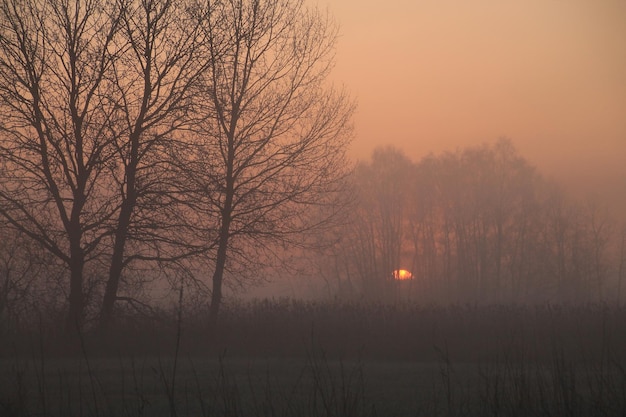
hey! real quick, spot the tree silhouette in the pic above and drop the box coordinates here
[0,0,123,331]
[98,0,210,329]
[187,0,353,327]
[0,0,211,331]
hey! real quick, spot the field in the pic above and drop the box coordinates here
[1,301,626,416]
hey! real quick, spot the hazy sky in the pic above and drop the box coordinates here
[319,0,625,206]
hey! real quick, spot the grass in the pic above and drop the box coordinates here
[1,301,625,416]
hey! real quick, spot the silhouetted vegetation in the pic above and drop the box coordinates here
[320,140,624,305]
[0,0,352,331]
[1,300,626,416]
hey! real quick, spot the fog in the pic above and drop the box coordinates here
[322,0,626,221]
[244,139,625,305]
[1,0,625,415]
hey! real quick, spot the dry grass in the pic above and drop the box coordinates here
[1,301,625,416]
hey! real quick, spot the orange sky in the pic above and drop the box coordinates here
[318,0,626,210]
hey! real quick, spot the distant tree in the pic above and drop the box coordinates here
[336,140,613,304]
[405,154,446,299]
[345,146,413,300]
[581,199,612,299]
[462,140,539,300]
[187,0,353,327]
[542,196,615,303]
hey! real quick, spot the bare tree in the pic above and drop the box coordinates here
[0,0,123,331]
[582,199,612,300]
[188,0,353,326]
[346,147,413,300]
[338,141,584,304]
[0,0,211,332]
[98,0,210,329]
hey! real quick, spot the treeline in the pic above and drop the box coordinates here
[319,140,626,305]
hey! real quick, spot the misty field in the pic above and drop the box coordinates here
[2,301,626,416]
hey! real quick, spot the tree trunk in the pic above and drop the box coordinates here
[66,239,85,334]
[100,201,134,329]
[208,171,234,331]
[208,232,228,331]
[208,197,232,328]
[99,145,138,329]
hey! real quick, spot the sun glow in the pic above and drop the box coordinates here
[392,269,413,280]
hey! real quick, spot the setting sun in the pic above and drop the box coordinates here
[392,269,413,281]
